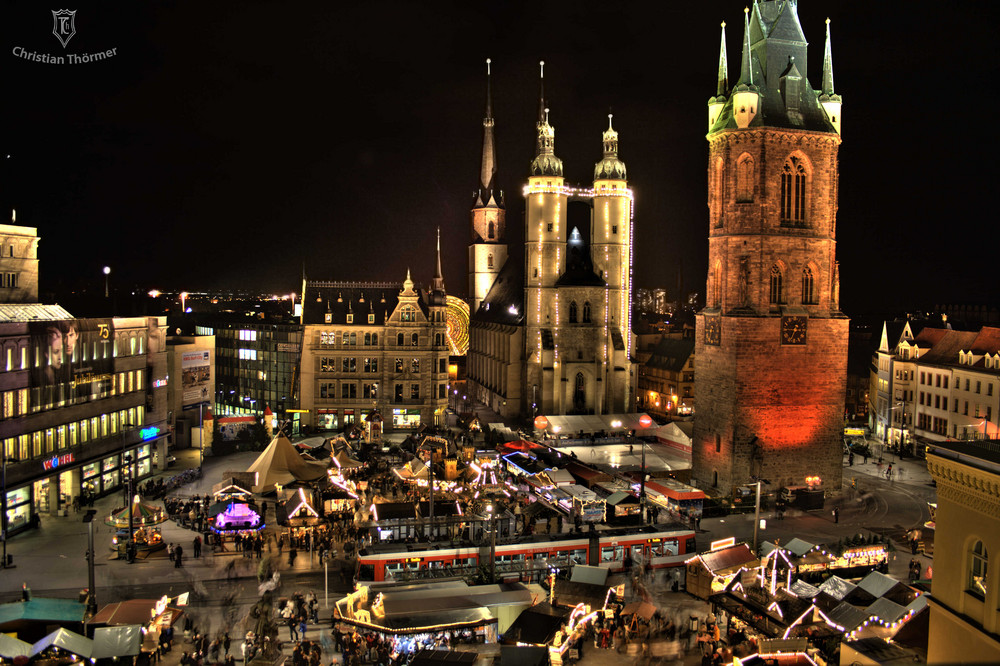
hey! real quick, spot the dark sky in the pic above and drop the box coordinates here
[5,1,998,316]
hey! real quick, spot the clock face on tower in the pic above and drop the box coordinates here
[704,315,721,346]
[781,316,808,345]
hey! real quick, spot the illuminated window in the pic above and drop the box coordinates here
[769,266,784,305]
[801,266,815,304]
[400,305,416,322]
[395,358,404,373]
[346,314,354,324]
[780,156,807,224]
[969,540,988,598]
[368,314,375,324]
[411,333,419,346]
[411,383,420,400]
[411,359,420,373]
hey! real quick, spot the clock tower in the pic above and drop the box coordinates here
[693,3,848,493]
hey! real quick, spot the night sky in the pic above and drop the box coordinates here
[5,1,998,316]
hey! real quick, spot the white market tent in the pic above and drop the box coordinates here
[246,434,328,493]
[92,624,143,659]
[31,628,93,659]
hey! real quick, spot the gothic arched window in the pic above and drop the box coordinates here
[396,333,404,346]
[713,157,724,227]
[583,302,592,323]
[780,156,808,225]
[569,301,578,323]
[712,260,722,308]
[769,265,784,305]
[802,266,816,305]
[736,153,755,202]
[487,221,495,239]
[487,253,493,269]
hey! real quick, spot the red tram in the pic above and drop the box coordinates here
[356,525,696,584]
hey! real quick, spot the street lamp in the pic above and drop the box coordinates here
[82,510,98,616]
[486,503,496,584]
[180,292,189,313]
[122,452,135,563]
[751,477,771,554]
[102,266,111,298]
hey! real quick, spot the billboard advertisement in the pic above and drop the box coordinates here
[181,349,212,406]
[30,318,115,403]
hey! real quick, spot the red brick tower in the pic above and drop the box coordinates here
[692,3,847,493]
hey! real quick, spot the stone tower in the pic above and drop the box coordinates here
[692,2,848,493]
[468,59,506,313]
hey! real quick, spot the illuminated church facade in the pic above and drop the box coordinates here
[692,1,848,491]
[467,62,633,420]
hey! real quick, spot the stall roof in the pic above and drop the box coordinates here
[817,576,856,601]
[383,607,493,630]
[92,625,143,659]
[570,565,609,586]
[645,478,704,500]
[856,571,902,599]
[503,603,569,645]
[90,600,183,627]
[621,601,657,620]
[0,634,31,658]
[605,491,638,506]
[373,502,418,521]
[864,597,908,625]
[781,538,816,557]
[0,597,86,626]
[412,649,478,666]
[698,543,756,574]
[31,628,93,658]
[827,602,869,633]
[499,646,549,666]
[788,580,820,599]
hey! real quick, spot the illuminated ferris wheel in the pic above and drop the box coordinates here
[445,295,470,355]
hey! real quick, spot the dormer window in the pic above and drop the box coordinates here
[346,314,353,324]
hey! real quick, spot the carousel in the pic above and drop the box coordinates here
[105,498,167,553]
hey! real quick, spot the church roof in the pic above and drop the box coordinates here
[711,0,836,134]
[473,257,524,325]
[0,303,74,322]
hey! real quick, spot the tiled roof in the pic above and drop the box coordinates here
[645,337,694,372]
[301,281,417,326]
[473,258,523,325]
[699,543,756,573]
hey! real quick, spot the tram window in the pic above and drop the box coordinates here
[631,545,644,560]
[602,546,623,562]
[685,537,697,553]
[358,564,375,581]
[572,548,587,562]
[664,540,679,556]
[429,561,444,568]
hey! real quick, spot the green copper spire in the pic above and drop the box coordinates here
[822,18,835,96]
[717,21,729,96]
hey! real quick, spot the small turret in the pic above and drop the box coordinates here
[594,114,626,181]
[529,61,564,177]
[819,18,842,134]
[732,7,759,129]
[708,21,729,131]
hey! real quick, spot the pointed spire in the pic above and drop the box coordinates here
[717,21,729,96]
[435,227,443,280]
[740,7,753,86]
[822,18,835,96]
[538,60,546,123]
[478,58,497,195]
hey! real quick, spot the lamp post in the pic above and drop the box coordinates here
[123,452,135,563]
[487,503,496,584]
[102,266,111,298]
[83,510,97,616]
[751,477,771,554]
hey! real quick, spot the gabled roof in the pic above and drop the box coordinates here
[826,601,868,633]
[817,575,856,601]
[970,326,1000,355]
[855,571,902,598]
[781,538,816,557]
[302,281,429,326]
[911,329,978,366]
[31,628,93,658]
[699,543,756,573]
[645,337,695,373]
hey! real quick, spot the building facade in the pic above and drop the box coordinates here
[0,220,39,303]
[872,324,1000,451]
[0,310,169,534]
[925,440,1000,662]
[165,334,215,449]
[299,271,450,433]
[692,4,848,492]
[636,335,695,422]
[468,63,634,420]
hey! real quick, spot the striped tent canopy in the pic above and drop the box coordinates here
[105,499,167,527]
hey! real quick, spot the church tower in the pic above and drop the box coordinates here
[591,115,632,412]
[468,59,506,313]
[693,2,848,493]
[524,61,568,414]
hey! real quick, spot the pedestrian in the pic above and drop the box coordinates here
[886,463,893,480]
[832,507,840,524]
[193,536,201,558]
[848,452,854,466]
[288,616,298,642]
[174,544,183,567]
[223,633,231,657]
[167,543,175,563]
[863,451,868,464]
[298,616,308,640]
